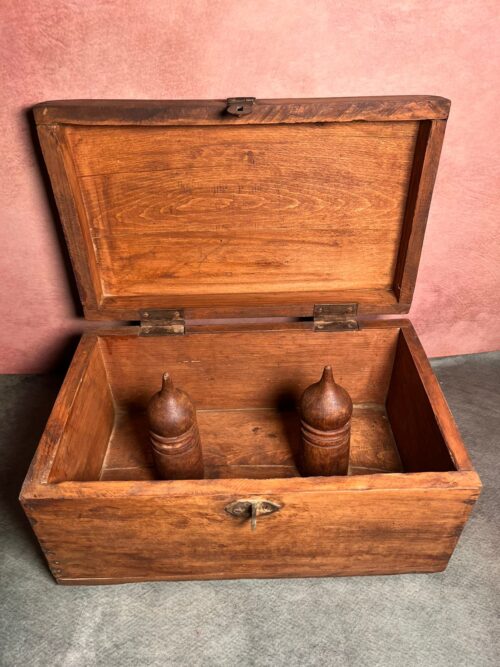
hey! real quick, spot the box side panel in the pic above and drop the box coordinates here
[99,327,399,410]
[393,120,447,306]
[47,342,115,482]
[23,484,478,584]
[387,331,455,471]
[387,325,476,472]
[36,125,104,312]
[19,335,106,487]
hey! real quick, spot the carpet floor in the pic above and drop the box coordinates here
[0,352,498,666]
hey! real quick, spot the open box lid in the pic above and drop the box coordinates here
[34,96,449,321]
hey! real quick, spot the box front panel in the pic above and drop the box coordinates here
[24,485,476,583]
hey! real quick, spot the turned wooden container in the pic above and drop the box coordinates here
[147,372,204,480]
[299,366,353,476]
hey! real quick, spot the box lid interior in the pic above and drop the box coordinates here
[35,96,449,320]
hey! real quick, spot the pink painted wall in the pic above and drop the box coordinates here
[1,0,499,372]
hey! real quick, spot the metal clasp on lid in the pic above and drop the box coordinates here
[226,97,256,116]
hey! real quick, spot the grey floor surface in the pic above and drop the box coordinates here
[0,353,499,667]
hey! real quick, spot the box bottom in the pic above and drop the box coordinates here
[100,405,403,481]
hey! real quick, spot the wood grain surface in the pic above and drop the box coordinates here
[34,97,448,319]
[34,96,451,126]
[388,324,476,472]
[98,327,400,409]
[23,484,477,583]
[20,323,481,583]
[21,96,482,585]
[70,122,417,298]
[47,343,114,483]
[299,366,353,476]
[100,405,401,481]
[147,373,204,480]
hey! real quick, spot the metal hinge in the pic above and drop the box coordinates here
[139,309,185,336]
[226,97,256,116]
[313,304,359,332]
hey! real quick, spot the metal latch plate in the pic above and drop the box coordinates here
[313,303,359,332]
[225,499,281,531]
[226,97,256,116]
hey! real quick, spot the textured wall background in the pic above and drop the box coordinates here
[1,0,499,372]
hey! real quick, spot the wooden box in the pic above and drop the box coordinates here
[21,96,481,585]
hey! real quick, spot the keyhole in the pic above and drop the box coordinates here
[237,106,244,112]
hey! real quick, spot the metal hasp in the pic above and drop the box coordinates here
[313,303,359,332]
[226,97,256,116]
[139,309,185,336]
[225,499,281,531]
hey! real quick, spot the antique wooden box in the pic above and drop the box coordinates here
[21,96,481,585]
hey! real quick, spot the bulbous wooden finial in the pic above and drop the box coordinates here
[299,366,353,476]
[147,372,204,480]
[300,366,352,430]
[148,372,197,437]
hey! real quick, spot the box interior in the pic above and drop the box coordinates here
[47,326,457,484]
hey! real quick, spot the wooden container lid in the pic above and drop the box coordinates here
[34,96,449,321]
